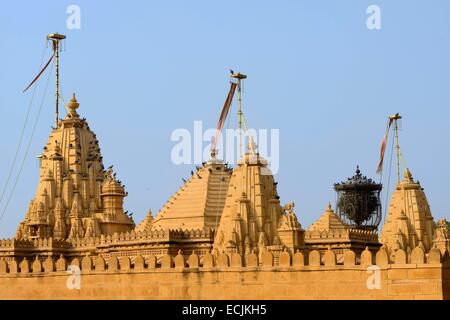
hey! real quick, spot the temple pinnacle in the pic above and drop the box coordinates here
[67,93,79,117]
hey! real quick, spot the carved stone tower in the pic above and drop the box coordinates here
[15,94,134,240]
[213,141,303,255]
[380,168,435,255]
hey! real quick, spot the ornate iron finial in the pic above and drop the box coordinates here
[334,166,382,230]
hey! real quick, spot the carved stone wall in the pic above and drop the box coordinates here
[0,247,448,300]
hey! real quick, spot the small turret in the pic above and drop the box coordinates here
[99,167,134,234]
[101,168,126,217]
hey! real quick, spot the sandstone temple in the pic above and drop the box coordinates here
[0,34,449,300]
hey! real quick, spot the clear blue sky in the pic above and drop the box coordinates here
[0,0,449,237]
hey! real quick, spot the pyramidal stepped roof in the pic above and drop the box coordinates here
[135,209,154,233]
[15,94,134,240]
[308,203,347,232]
[150,159,232,230]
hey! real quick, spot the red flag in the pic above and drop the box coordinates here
[211,82,237,154]
[376,118,393,174]
[23,53,55,93]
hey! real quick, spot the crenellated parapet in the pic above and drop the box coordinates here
[0,245,447,275]
[0,227,216,261]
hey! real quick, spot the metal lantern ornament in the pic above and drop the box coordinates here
[334,166,382,230]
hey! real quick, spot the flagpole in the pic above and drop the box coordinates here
[230,72,247,158]
[47,33,66,128]
[389,113,402,184]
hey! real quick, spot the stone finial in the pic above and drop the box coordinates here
[56,255,67,271]
[231,253,243,267]
[428,248,442,264]
[70,258,80,269]
[375,247,389,266]
[81,256,93,271]
[245,253,258,267]
[44,255,55,272]
[119,257,131,271]
[95,256,106,271]
[202,252,214,268]
[161,254,173,269]
[343,250,356,266]
[188,251,199,268]
[175,250,186,269]
[217,253,230,267]
[32,256,42,273]
[411,246,425,264]
[279,250,291,267]
[324,249,336,266]
[360,247,373,266]
[0,259,9,273]
[293,250,305,267]
[107,257,119,271]
[404,168,413,181]
[68,93,79,112]
[147,255,157,269]
[262,251,274,267]
[309,250,321,267]
[9,259,18,274]
[20,258,30,273]
[394,249,407,264]
[134,255,145,270]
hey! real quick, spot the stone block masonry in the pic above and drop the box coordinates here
[0,247,449,300]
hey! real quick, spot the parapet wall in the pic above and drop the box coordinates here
[1,247,449,300]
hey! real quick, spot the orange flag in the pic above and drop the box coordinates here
[376,118,393,175]
[211,82,237,153]
[23,53,55,93]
